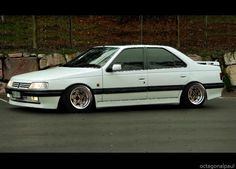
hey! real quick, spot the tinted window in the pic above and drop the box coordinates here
[111,48,144,71]
[63,47,118,68]
[147,48,186,69]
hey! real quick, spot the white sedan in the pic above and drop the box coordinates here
[6,45,224,113]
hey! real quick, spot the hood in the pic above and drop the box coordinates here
[11,67,102,82]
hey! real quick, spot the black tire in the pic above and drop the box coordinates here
[60,85,95,113]
[180,82,207,107]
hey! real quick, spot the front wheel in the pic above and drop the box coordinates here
[60,85,94,113]
[180,83,207,107]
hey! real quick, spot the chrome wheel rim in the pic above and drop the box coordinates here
[188,84,205,105]
[70,86,92,109]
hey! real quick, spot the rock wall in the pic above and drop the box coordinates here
[223,52,236,87]
[3,57,38,81]
[0,82,6,94]
[0,52,78,94]
[0,59,3,80]
[225,65,236,86]
[224,52,236,66]
[1,51,236,94]
[39,53,67,69]
[0,52,77,81]
[188,54,203,61]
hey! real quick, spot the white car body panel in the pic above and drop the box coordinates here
[6,45,224,110]
[102,69,147,101]
[12,67,102,88]
[147,67,189,99]
[9,96,60,109]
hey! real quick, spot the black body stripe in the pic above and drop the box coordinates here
[94,83,224,94]
[6,88,63,97]
[6,83,224,96]
[203,83,224,89]
[93,87,147,94]
[148,85,184,91]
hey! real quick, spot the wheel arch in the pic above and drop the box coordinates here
[180,81,208,101]
[57,83,97,109]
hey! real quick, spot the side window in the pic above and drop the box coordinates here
[111,48,144,71]
[147,48,186,69]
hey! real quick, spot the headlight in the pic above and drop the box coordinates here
[7,80,13,88]
[29,82,49,89]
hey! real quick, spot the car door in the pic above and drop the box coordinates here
[102,47,147,102]
[146,47,189,100]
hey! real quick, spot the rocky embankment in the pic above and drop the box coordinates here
[224,52,236,87]
[0,52,78,94]
[1,51,236,94]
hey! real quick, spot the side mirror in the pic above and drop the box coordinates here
[106,64,122,72]
[112,64,122,71]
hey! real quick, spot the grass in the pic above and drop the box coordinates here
[208,15,236,24]
[1,15,236,57]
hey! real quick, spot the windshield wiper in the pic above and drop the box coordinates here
[64,63,101,68]
[79,64,101,68]
[41,63,64,70]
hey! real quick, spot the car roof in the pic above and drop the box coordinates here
[94,45,195,66]
[95,45,171,49]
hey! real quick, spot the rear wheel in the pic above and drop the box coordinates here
[60,85,94,113]
[180,83,207,107]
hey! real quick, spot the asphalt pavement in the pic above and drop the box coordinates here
[0,96,236,152]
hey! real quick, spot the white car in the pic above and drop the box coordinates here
[6,45,224,112]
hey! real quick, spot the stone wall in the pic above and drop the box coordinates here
[224,52,236,66]
[188,52,236,89]
[0,82,6,94]
[187,54,203,61]
[223,52,236,87]
[3,57,38,81]
[0,59,3,80]
[0,52,77,81]
[0,52,77,94]
[1,51,236,94]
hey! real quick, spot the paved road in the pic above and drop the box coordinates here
[0,97,236,152]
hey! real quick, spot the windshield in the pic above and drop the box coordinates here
[63,47,119,68]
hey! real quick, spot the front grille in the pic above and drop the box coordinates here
[12,82,20,88]
[12,82,31,89]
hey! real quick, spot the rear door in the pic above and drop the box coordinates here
[146,47,189,99]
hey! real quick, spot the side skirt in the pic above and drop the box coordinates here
[95,97,179,108]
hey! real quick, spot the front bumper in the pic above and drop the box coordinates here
[6,88,63,109]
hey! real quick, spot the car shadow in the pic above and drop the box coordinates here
[8,103,214,115]
[95,103,216,114]
[9,107,66,115]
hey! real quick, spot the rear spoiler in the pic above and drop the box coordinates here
[196,61,220,66]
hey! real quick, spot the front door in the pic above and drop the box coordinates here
[102,48,147,102]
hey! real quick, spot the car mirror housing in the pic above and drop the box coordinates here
[112,64,122,71]
[106,64,122,72]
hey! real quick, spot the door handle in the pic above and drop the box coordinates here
[139,78,145,81]
[180,75,186,78]
[139,78,146,84]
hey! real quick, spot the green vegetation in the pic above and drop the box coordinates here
[208,15,236,24]
[1,15,236,58]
